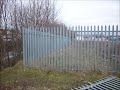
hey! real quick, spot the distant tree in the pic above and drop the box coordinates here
[0,0,62,70]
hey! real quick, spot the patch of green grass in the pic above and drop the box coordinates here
[0,61,118,90]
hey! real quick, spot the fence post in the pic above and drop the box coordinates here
[108,25,111,72]
[77,26,81,71]
[116,25,119,72]
[75,26,78,70]
[97,26,100,71]
[29,28,32,67]
[68,26,71,71]
[112,25,115,72]
[104,25,107,71]
[83,26,86,70]
[92,26,96,69]
[80,26,83,70]
[23,28,25,67]
[65,27,67,71]
[100,25,103,71]
[90,26,92,70]
[86,26,88,70]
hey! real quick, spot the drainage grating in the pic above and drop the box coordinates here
[72,76,120,90]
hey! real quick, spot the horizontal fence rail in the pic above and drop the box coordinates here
[23,25,120,72]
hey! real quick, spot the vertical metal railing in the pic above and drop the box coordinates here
[23,25,120,73]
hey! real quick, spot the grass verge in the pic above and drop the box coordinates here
[0,61,119,90]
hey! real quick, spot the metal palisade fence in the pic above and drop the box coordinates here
[22,25,120,73]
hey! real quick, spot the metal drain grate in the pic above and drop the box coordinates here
[72,76,120,90]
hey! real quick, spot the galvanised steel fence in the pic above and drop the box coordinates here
[23,25,120,72]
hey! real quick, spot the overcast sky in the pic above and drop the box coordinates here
[57,0,120,28]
